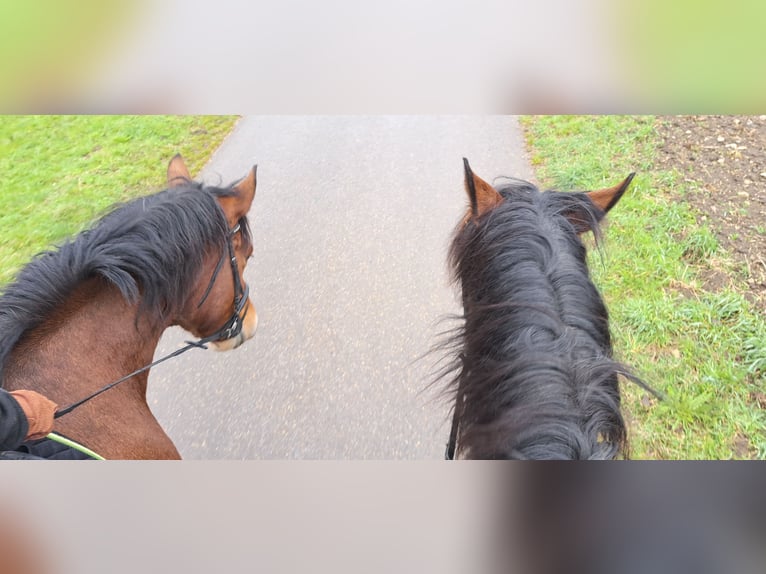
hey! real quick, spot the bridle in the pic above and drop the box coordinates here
[445,405,460,460]
[445,353,465,460]
[54,223,249,419]
[194,222,250,345]
[445,273,473,460]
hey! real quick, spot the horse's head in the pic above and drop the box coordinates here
[460,157,634,233]
[167,155,258,351]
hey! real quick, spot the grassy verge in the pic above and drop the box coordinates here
[0,115,238,286]
[522,115,766,459]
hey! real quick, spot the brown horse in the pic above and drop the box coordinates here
[0,155,257,459]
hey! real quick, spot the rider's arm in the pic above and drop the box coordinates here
[0,389,30,450]
[0,389,58,450]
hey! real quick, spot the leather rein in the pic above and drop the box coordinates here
[444,356,464,460]
[54,223,248,419]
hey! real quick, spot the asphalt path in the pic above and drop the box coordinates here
[147,116,533,458]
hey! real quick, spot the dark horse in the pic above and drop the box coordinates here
[0,155,258,459]
[442,158,650,459]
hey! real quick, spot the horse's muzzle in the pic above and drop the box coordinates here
[210,302,257,352]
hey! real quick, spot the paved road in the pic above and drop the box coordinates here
[147,116,533,458]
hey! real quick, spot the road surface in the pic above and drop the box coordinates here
[147,116,533,458]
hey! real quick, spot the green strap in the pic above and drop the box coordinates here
[45,432,105,460]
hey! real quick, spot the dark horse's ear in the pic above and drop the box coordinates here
[219,165,257,226]
[566,173,636,233]
[167,154,192,187]
[463,157,503,219]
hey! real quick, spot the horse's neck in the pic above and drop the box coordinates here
[4,279,164,404]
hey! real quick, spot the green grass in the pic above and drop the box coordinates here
[521,115,766,459]
[0,115,238,286]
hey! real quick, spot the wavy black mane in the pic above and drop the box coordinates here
[0,180,252,383]
[442,178,646,459]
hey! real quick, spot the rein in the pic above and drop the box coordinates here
[54,224,248,419]
[445,394,461,460]
[446,269,474,460]
[444,352,466,460]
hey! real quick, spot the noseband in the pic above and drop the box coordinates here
[54,223,249,419]
[195,222,250,345]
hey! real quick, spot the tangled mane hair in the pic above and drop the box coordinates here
[441,176,650,459]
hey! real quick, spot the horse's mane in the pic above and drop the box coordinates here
[441,178,644,459]
[0,181,252,383]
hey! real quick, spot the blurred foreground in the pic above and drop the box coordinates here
[0,463,763,574]
[0,1,763,113]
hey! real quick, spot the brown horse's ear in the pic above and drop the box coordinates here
[219,165,257,226]
[585,173,635,215]
[565,173,635,234]
[464,157,503,218]
[167,154,192,187]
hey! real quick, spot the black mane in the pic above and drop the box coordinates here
[443,178,644,459]
[0,180,251,383]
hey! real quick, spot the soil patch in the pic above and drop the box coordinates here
[655,115,766,310]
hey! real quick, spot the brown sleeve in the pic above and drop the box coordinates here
[0,389,30,450]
